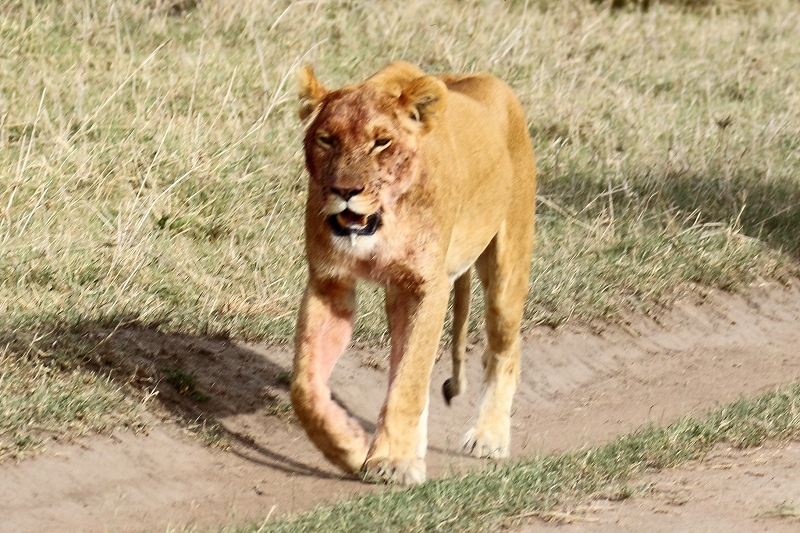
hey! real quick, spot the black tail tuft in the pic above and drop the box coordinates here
[442,378,457,406]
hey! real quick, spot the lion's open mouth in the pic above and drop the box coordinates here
[328,209,382,237]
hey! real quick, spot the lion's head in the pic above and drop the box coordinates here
[298,62,448,252]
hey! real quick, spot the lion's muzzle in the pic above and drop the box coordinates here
[325,192,382,238]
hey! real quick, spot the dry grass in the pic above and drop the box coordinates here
[1,0,799,454]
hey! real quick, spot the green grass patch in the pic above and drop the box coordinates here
[161,367,210,402]
[232,382,800,532]
[0,343,139,460]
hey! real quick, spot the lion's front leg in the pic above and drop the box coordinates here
[362,280,449,485]
[291,277,369,474]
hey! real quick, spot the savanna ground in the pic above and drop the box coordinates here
[1,0,800,531]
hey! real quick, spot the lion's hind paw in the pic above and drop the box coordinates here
[461,428,510,459]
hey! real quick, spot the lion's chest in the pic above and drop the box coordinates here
[316,216,441,288]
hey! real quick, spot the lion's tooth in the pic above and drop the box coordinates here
[349,233,357,247]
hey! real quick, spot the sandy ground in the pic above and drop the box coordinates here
[517,442,800,533]
[1,281,800,533]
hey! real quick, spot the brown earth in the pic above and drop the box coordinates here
[518,442,800,533]
[1,280,800,533]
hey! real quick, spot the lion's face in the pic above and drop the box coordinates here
[299,63,447,254]
[304,87,421,249]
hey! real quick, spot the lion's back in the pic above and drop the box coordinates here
[436,73,534,193]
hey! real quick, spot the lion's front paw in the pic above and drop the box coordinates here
[361,457,426,485]
[461,427,510,459]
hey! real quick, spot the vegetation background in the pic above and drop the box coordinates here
[1,0,799,528]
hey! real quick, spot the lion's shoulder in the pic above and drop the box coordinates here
[437,73,523,134]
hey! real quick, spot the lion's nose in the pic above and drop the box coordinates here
[330,187,364,200]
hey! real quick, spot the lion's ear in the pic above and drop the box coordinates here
[298,65,328,122]
[400,76,448,133]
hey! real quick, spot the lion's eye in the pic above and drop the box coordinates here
[316,133,336,149]
[372,137,392,152]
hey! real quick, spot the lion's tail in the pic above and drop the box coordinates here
[442,270,471,405]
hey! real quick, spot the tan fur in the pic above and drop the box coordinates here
[291,61,536,485]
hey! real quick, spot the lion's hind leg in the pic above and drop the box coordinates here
[462,222,532,459]
[443,270,471,405]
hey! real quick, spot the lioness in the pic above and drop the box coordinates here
[291,61,536,485]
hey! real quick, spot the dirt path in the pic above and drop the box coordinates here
[518,442,800,533]
[1,281,800,533]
